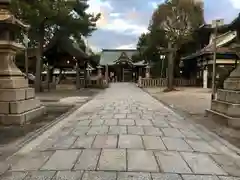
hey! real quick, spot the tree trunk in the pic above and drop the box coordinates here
[167,42,174,90]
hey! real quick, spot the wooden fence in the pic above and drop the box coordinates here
[138,78,197,88]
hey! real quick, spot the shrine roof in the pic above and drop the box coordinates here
[181,31,238,61]
[99,49,137,65]
[194,13,240,34]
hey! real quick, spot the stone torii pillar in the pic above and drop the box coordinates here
[0,0,44,125]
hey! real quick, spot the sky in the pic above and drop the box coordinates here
[86,0,240,52]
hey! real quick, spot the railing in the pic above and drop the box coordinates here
[139,78,197,88]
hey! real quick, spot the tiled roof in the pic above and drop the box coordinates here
[181,31,237,60]
[99,49,137,65]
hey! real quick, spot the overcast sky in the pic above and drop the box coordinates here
[86,0,240,52]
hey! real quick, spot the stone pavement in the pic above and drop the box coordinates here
[2,83,240,180]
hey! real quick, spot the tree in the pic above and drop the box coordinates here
[147,0,204,90]
[11,0,100,91]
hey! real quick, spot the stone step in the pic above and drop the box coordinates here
[217,89,240,104]
[211,100,240,118]
[206,109,240,128]
[0,106,45,125]
[0,98,42,114]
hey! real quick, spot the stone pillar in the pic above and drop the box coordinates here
[0,2,44,125]
[52,76,56,83]
[203,67,208,88]
[105,65,109,82]
[46,66,51,91]
[76,63,80,89]
[138,76,142,87]
[97,65,102,78]
[145,65,150,78]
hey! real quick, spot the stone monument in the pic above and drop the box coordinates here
[0,0,44,125]
[207,44,240,128]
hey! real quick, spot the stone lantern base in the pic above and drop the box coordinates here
[206,65,240,128]
[0,43,45,125]
[0,83,45,125]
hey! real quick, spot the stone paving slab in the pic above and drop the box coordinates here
[118,119,135,126]
[219,176,240,180]
[118,135,143,149]
[127,150,159,172]
[87,126,109,135]
[71,135,95,149]
[10,151,53,171]
[142,136,166,150]
[1,172,28,180]
[143,127,163,136]
[82,171,117,180]
[109,126,127,134]
[50,136,77,150]
[74,149,100,170]
[24,171,56,180]
[127,126,145,135]
[162,137,193,151]
[185,139,218,153]
[181,152,227,175]
[3,83,240,179]
[92,135,117,148]
[98,149,126,171]
[182,175,220,180]
[155,151,192,173]
[104,119,118,125]
[41,150,81,170]
[117,172,151,180]
[161,128,185,138]
[151,173,182,180]
[53,171,83,180]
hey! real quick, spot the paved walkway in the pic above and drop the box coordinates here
[2,83,240,180]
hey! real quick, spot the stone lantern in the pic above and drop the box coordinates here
[207,43,240,128]
[0,0,44,125]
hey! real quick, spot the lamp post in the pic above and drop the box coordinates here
[160,55,166,78]
[211,19,224,100]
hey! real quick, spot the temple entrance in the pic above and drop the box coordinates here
[99,49,147,83]
[112,63,133,82]
[122,67,133,82]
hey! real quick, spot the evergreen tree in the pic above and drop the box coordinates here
[11,0,100,91]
